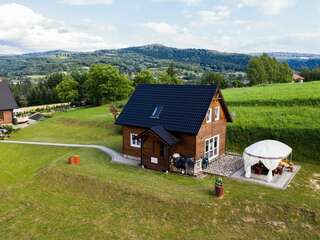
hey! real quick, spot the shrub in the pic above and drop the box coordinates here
[215,178,223,186]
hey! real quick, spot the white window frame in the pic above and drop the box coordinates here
[206,108,212,123]
[214,106,220,121]
[204,135,219,161]
[130,133,141,148]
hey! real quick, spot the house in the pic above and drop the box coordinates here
[115,84,232,173]
[293,73,304,83]
[0,80,18,125]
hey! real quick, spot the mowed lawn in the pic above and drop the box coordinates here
[0,144,319,239]
[0,81,319,239]
[223,81,320,163]
[11,106,123,152]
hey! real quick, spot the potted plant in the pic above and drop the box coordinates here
[215,178,224,198]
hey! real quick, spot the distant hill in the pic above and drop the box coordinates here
[251,52,320,70]
[0,45,250,80]
[1,45,320,81]
[251,52,320,60]
[121,44,250,71]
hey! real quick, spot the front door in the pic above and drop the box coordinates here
[205,135,219,161]
[142,138,169,171]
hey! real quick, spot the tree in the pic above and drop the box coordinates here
[71,70,88,103]
[261,54,279,83]
[85,64,133,105]
[133,70,155,85]
[47,72,65,89]
[158,63,183,84]
[167,62,177,78]
[300,67,320,81]
[55,75,79,103]
[201,72,228,88]
[247,54,293,85]
[278,63,293,83]
[247,56,268,85]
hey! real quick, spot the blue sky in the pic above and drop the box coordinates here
[0,0,320,54]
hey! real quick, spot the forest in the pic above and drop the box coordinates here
[0,44,250,80]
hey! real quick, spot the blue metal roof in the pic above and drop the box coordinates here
[137,125,180,145]
[116,84,219,134]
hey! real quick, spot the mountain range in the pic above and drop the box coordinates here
[0,44,319,80]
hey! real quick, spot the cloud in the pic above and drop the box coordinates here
[141,22,182,35]
[152,0,202,6]
[198,6,230,23]
[237,0,295,15]
[192,5,231,26]
[60,0,113,5]
[232,19,272,31]
[0,3,120,54]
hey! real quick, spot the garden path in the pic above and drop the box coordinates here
[0,140,139,166]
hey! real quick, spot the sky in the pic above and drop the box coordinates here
[0,0,320,54]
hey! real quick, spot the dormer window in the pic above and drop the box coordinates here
[214,106,220,121]
[206,108,212,123]
[150,106,163,119]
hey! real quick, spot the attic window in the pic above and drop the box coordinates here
[150,106,163,118]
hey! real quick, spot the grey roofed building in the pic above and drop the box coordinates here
[0,80,18,111]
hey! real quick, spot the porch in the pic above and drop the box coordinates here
[137,125,179,172]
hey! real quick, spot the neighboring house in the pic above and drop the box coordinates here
[293,73,304,83]
[0,81,18,125]
[116,84,232,172]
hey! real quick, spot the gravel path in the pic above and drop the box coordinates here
[204,153,243,177]
[0,140,139,166]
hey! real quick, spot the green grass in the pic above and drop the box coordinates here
[0,81,319,239]
[223,81,320,163]
[223,81,320,106]
[0,144,72,186]
[11,106,122,152]
[0,144,319,239]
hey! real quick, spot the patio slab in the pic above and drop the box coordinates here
[230,165,301,190]
[204,153,243,177]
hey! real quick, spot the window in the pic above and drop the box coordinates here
[204,135,219,160]
[150,106,163,119]
[0,111,3,121]
[206,108,212,123]
[130,133,141,148]
[214,106,220,121]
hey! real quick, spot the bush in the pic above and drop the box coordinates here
[1,125,14,134]
[215,178,223,186]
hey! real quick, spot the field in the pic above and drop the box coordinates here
[1,82,319,239]
[224,81,320,163]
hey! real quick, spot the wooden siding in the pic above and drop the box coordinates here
[122,126,146,159]
[169,132,196,158]
[141,132,170,171]
[0,110,13,125]
[121,92,229,171]
[195,93,227,160]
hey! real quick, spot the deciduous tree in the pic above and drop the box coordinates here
[133,69,155,85]
[85,64,133,105]
[55,75,79,103]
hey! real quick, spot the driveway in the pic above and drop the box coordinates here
[0,140,139,166]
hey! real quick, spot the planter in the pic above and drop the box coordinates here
[68,155,80,165]
[215,185,224,198]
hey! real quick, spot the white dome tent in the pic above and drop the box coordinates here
[243,140,292,183]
